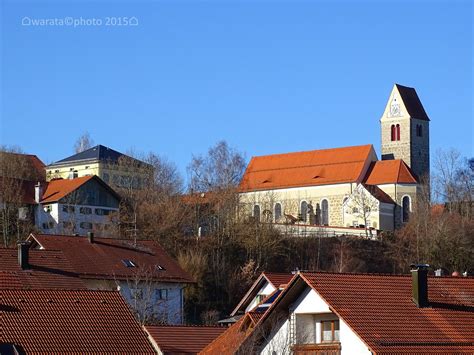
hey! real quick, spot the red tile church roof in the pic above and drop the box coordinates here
[364,160,418,184]
[240,145,375,191]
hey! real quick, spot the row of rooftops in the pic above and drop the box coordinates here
[3,233,472,354]
[4,233,194,286]
[3,144,418,208]
[1,233,204,354]
[201,269,474,354]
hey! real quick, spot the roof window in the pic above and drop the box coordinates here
[122,259,136,268]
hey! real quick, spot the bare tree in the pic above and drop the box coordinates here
[0,147,42,246]
[188,140,246,192]
[346,184,379,237]
[74,132,94,153]
[433,149,473,218]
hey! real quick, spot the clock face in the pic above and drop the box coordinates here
[390,98,401,117]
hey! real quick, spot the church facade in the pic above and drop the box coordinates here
[239,84,430,232]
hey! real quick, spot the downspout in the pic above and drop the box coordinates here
[181,286,184,324]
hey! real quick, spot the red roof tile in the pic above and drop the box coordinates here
[0,248,86,289]
[240,145,375,191]
[199,315,257,354]
[146,325,226,354]
[0,289,156,354]
[364,160,418,184]
[263,272,293,288]
[300,272,474,354]
[40,176,96,203]
[28,233,194,283]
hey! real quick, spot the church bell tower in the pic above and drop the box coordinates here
[380,84,430,181]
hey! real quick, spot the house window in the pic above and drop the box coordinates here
[300,201,308,222]
[155,289,168,301]
[255,294,266,304]
[42,222,54,229]
[253,205,260,222]
[352,207,359,214]
[80,207,92,214]
[402,196,411,222]
[321,199,329,226]
[396,124,401,141]
[95,208,111,216]
[63,221,75,230]
[62,205,75,213]
[44,205,52,213]
[274,203,282,222]
[321,320,340,343]
[80,222,93,230]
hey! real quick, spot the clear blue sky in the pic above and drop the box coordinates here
[1,0,472,178]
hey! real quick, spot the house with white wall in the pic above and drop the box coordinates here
[27,233,194,325]
[34,175,120,236]
[231,272,293,316]
[202,268,474,354]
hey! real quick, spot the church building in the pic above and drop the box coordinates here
[239,84,430,232]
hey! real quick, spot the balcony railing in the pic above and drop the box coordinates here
[292,342,341,355]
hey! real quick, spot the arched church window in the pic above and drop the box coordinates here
[253,205,260,222]
[321,199,329,226]
[402,196,410,222]
[391,125,396,141]
[396,124,401,141]
[274,203,282,222]
[300,201,308,222]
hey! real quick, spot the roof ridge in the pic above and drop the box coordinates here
[250,144,373,160]
[247,159,368,173]
[34,233,157,243]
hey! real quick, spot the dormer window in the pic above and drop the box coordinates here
[155,265,166,271]
[122,259,136,268]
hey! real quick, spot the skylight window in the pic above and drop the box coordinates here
[156,265,166,271]
[122,259,137,268]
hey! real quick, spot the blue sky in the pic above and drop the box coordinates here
[1,0,472,178]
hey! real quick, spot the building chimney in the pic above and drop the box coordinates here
[410,264,429,308]
[34,182,43,203]
[18,241,30,270]
[87,232,94,243]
